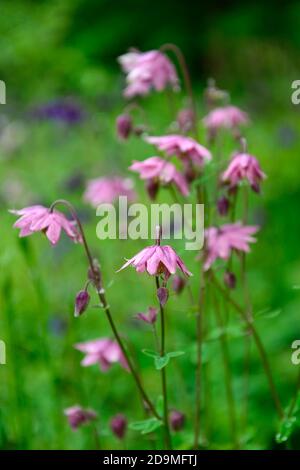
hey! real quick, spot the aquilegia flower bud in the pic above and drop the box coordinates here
[64,405,97,430]
[157,286,169,306]
[110,414,127,439]
[136,306,158,324]
[172,275,186,294]
[74,290,90,317]
[116,114,132,140]
[169,410,185,432]
[217,196,230,216]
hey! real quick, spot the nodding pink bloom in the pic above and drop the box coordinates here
[110,414,128,439]
[75,338,129,372]
[221,152,266,193]
[64,405,97,430]
[84,177,136,207]
[145,135,211,168]
[203,106,249,132]
[204,222,259,271]
[116,113,132,139]
[130,157,189,197]
[10,205,82,245]
[118,50,179,98]
[118,244,192,280]
[136,306,158,324]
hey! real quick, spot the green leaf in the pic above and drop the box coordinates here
[155,395,164,417]
[155,355,170,370]
[256,308,282,320]
[276,416,297,443]
[129,417,163,434]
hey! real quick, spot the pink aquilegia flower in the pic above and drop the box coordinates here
[130,157,189,198]
[204,222,259,271]
[203,106,249,134]
[10,205,82,245]
[136,306,158,324]
[118,50,179,98]
[145,135,211,168]
[84,177,136,207]
[118,228,192,280]
[64,405,97,431]
[221,152,266,193]
[74,338,129,372]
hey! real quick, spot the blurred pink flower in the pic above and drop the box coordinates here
[136,306,158,324]
[75,338,129,372]
[145,135,211,167]
[130,157,189,196]
[110,414,128,439]
[222,152,266,192]
[10,205,82,245]
[118,244,192,279]
[204,222,259,271]
[64,405,97,430]
[203,105,249,132]
[84,177,136,207]
[116,113,132,139]
[118,50,179,98]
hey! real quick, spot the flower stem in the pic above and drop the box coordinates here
[156,276,172,449]
[160,43,198,138]
[50,199,160,420]
[210,271,284,419]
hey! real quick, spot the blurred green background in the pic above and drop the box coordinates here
[1,0,300,450]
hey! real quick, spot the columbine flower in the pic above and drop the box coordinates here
[176,108,196,133]
[204,222,259,271]
[136,306,158,324]
[116,114,133,139]
[118,230,192,280]
[74,338,129,372]
[203,105,249,135]
[10,205,82,245]
[145,135,211,168]
[130,157,189,197]
[64,405,97,430]
[84,177,136,207]
[118,50,179,98]
[110,414,127,439]
[221,152,266,193]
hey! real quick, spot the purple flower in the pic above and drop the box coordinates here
[74,290,90,317]
[203,105,249,133]
[118,244,192,280]
[116,114,133,139]
[169,410,185,431]
[145,135,211,168]
[172,275,186,294]
[10,205,82,245]
[110,414,127,439]
[84,177,136,207]
[222,152,266,193]
[118,50,179,98]
[64,405,97,430]
[32,98,84,124]
[130,157,189,197]
[74,338,129,372]
[204,222,259,271]
[136,306,158,324]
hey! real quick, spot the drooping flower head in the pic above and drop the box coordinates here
[203,105,249,135]
[84,177,136,207]
[10,205,82,245]
[118,226,192,281]
[64,405,97,430]
[110,414,128,439]
[118,50,179,98]
[74,338,129,372]
[221,152,266,193]
[204,222,259,271]
[130,156,189,198]
[116,114,133,140]
[136,306,158,324]
[145,135,211,168]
